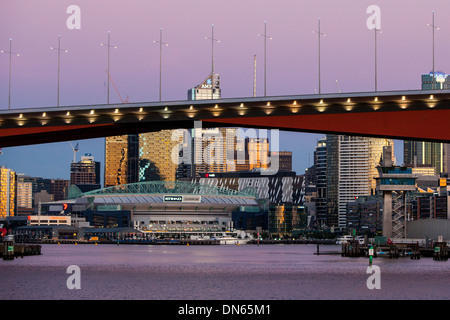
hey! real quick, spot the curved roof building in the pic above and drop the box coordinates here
[47,181,259,233]
[77,180,258,207]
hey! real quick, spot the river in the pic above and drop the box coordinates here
[0,244,448,300]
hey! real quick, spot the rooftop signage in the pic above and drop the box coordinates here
[163,195,202,203]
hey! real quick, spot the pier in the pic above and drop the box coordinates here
[1,235,41,260]
[338,240,448,260]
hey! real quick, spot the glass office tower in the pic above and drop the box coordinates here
[326,135,393,228]
[105,135,139,187]
[0,167,16,217]
[403,72,450,175]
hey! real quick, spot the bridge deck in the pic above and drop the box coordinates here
[1,89,450,147]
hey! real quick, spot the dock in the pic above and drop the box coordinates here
[338,240,448,260]
[1,235,41,260]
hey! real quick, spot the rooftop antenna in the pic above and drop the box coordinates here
[336,80,342,93]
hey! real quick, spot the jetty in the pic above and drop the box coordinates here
[338,239,448,260]
[1,235,41,260]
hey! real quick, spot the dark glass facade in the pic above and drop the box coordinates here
[314,138,327,226]
[346,196,382,235]
[268,205,307,237]
[326,135,339,227]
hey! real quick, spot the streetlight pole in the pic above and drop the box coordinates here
[258,20,272,97]
[1,38,20,109]
[313,18,325,94]
[50,35,68,107]
[374,28,382,92]
[427,11,439,90]
[205,24,220,99]
[101,31,117,104]
[153,28,168,102]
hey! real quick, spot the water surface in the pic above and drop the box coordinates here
[0,244,448,300]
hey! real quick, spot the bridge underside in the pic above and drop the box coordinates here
[203,108,450,142]
[0,121,193,147]
[1,90,450,147]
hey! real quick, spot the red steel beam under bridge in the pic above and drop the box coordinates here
[1,89,450,147]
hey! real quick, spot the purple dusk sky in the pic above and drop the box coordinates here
[1,0,449,181]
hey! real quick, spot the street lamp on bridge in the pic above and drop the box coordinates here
[258,20,272,97]
[427,11,439,90]
[205,24,220,100]
[153,28,169,102]
[50,35,69,107]
[373,27,382,92]
[313,18,325,95]
[1,38,20,109]
[101,31,118,104]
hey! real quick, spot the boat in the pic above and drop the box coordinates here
[213,236,249,245]
[336,235,365,245]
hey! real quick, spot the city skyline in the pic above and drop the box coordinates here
[1,1,449,181]
[1,1,450,304]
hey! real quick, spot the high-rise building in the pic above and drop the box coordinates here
[138,72,224,182]
[17,181,33,209]
[105,135,139,187]
[192,127,238,176]
[191,128,275,177]
[138,73,276,182]
[0,167,16,217]
[16,174,33,211]
[403,73,450,174]
[70,154,101,193]
[138,130,186,181]
[187,73,221,100]
[314,138,327,226]
[422,72,450,90]
[326,135,393,228]
[277,151,292,172]
[189,73,229,177]
[248,138,270,171]
[15,174,69,207]
[50,179,70,201]
[404,140,449,174]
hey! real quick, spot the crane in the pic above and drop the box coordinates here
[69,142,79,163]
[105,70,130,103]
